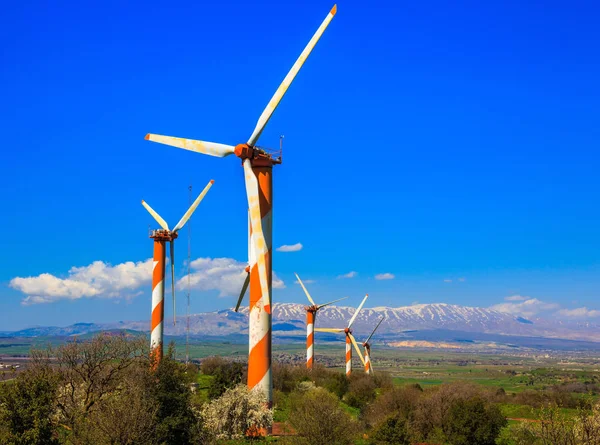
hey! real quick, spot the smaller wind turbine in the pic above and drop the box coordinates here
[315,295,369,376]
[141,179,214,362]
[363,316,384,375]
[295,273,347,369]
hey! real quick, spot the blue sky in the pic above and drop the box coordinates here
[1,0,599,330]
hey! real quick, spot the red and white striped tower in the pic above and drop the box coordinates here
[364,343,372,375]
[142,180,214,366]
[149,230,173,364]
[362,316,384,375]
[295,273,347,370]
[315,294,368,376]
[247,164,273,409]
[306,308,316,368]
[345,328,353,376]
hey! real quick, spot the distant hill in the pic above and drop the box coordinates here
[4,303,600,348]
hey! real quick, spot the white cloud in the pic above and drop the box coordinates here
[337,271,357,279]
[443,279,453,283]
[375,273,395,280]
[11,259,154,305]
[505,295,527,301]
[458,277,466,282]
[177,257,285,297]
[556,307,600,318]
[490,298,560,318]
[276,243,303,252]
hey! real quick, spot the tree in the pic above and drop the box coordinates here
[0,351,59,445]
[444,397,506,445]
[52,332,147,432]
[149,343,203,445]
[345,373,377,411]
[369,415,411,445]
[289,387,358,445]
[207,360,244,400]
[201,384,272,440]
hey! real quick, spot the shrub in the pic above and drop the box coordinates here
[321,372,350,399]
[444,397,506,445]
[365,385,422,428]
[289,387,358,445]
[200,356,227,376]
[149,344,201,445]
[201,384,272,440]
[345,373,377,410]
[207,360,244,400]
[369,415,411,445]
[0,352,59,445]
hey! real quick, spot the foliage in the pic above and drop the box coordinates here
[149,343,202,445]
[201,384,272,440]
[0,351,59,445]
[368,415,411,445]
[345,373,377,411]
[443,397,506,445]
[289,387,358,445]
[204,359,245,400]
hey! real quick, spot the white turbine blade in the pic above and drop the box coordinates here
[235,271,250,312]
[365,316,384,344]
[317,296,347,309]
[348,294,368,328]
[349,334,365,366]
[145,134,235,158]
[294,273,316,306]
[173,179,214,232]
[243,159,271,310]
[314,328,344,333]
[170,240,176,325]
[246,5,337,146]
[141,200,169,231]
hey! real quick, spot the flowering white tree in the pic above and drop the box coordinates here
[201,384,272,439]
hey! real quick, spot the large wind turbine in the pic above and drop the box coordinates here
[315,295,369,376]
[295,273,346,369]
[363,316,384,375]
[141,180,214,363]
[145,5,337,407]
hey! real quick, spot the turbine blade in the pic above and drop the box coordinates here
[314,328,344,333]
[243,159,271,311]
[348,294,369,328]
[294,273,316,306]
[141,200,169,231]
[235,271,250,312]
[170,240,176,325]
[317,296,347,309]
[349,334,365,366]
[246,5,337,146]
[365,316,385,344]
[173,179,214,232]
[145,134,235,158]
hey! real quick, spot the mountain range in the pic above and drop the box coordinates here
[5,303,600,348]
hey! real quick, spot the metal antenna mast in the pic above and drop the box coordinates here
[186,183,192,365]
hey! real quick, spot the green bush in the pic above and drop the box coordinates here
[444,397,507,445]
[369,415,411,445]
[289,387,358,445]
[207,360,244,400]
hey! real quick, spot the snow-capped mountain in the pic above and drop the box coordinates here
[6,303,600,344]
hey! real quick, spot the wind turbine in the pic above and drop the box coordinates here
[294,273,347,369]
[145,5,337,407]
[363,316,384,375]
[141,180,214,363]
[315,295,369,376]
